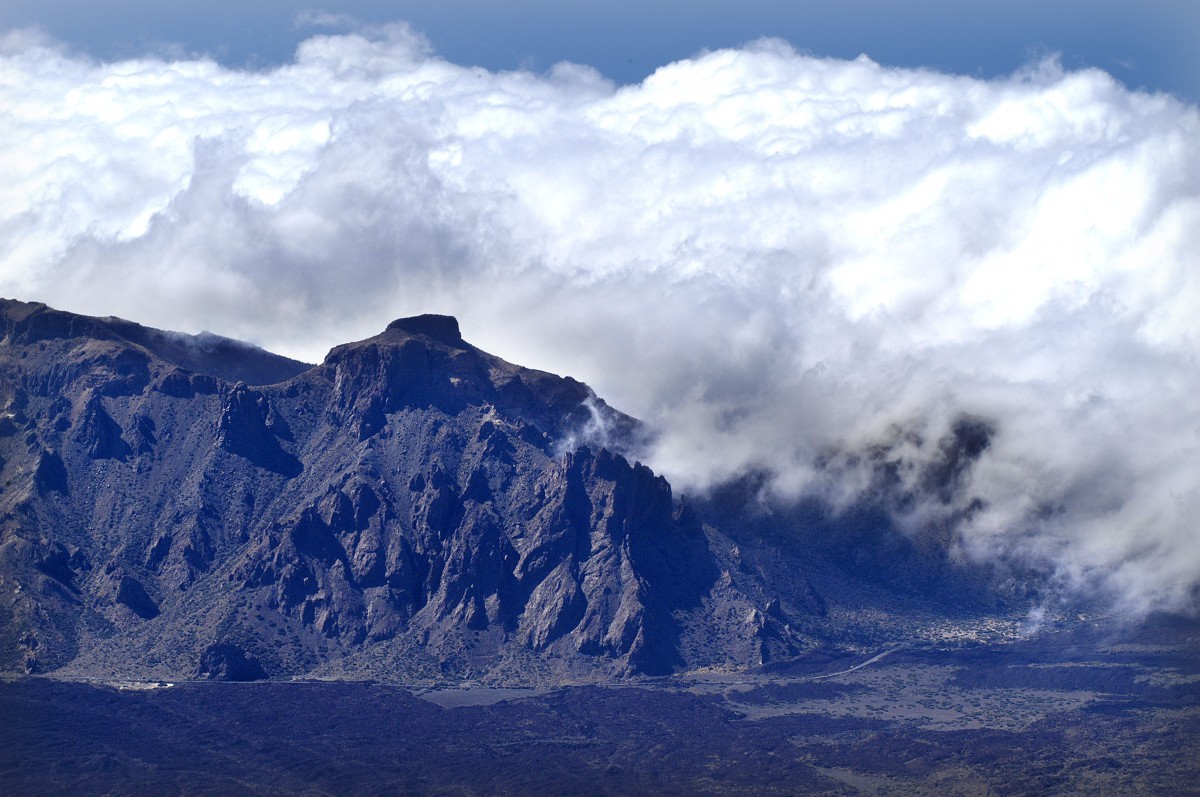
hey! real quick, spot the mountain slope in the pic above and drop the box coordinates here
[0,299,810,682]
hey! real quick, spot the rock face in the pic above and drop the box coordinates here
[0,299,810,682]
[195,643,266,681]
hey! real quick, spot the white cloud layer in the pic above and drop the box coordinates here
[2,25,1198,616]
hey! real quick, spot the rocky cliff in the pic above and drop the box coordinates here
[0,299,812,682]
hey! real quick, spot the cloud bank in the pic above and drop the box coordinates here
[1,25,1198,616]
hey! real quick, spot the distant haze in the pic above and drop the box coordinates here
[1,24,1198,617]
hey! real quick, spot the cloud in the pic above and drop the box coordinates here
[1,26,1198,616]
[293,10,359,31]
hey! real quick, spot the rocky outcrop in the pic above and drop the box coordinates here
[112,573,159,620]
[0,298,817,682]
[216,384,301,476]
[196,643,267,681]
[386,314,463,343]
[225,423,714,675]
[76,395,131,460]
[33,449,69,494]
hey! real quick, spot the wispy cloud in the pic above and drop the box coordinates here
[1,26,1197,615]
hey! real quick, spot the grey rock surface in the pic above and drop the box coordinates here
[0,298,808,682]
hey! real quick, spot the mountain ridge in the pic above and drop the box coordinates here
[0,298,811,682]
[1,298,313,386]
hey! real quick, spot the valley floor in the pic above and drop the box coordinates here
[3,621,1198,796]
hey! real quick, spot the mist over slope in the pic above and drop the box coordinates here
[1,25,1198,617]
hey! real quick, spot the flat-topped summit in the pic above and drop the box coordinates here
[324,311,634,448]
[385,314,461,344]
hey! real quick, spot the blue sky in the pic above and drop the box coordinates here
[2,0,1197,103]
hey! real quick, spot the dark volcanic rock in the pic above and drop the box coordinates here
[196,643,267,681]
[113,326,311,386]
[33,542,85,593]
[386,314,463,344]
[76,395,131,460]
[0,299,311,386]
[216,384,302,476]
[33,449,69,494]
[0,298,806,682]
[921,414,994,503]
[114,575,160,620]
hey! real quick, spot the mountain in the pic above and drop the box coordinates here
[0,299,816,683]
[6,300,1197,796]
